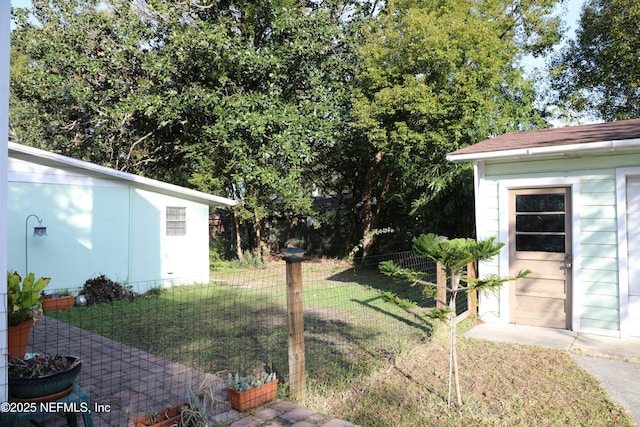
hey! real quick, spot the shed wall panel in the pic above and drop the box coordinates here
[582,281,619,295]
[581,205,617,219]
[478,153,640,335]
[581,244,617,258]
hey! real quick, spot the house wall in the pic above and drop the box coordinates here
[129,189,210,288]
[476,152,640,337]
[7,157,210,294]
[8,180,130,288]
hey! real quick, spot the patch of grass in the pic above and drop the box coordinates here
[50,263,428,386]
[306,322,634,427]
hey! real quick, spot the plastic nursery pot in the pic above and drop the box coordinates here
[133,402,190,427]
[226,379,278,412]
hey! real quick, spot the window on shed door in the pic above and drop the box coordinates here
[166,207,186,236]
[514,193,565,252]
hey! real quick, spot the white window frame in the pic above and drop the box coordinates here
[166,206,187,236]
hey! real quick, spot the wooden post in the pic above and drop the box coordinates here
[467,261,478,316]
[436,262,447,309]
[285,252,306,401]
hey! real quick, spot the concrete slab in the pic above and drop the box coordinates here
[464,323,577,350]
[572,355,640,427]
[573,333,640,363]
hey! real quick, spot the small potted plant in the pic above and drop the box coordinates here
[132,402,189,427]
[42,289,76,312]
[7,271,51,358]
[8,354,82,400]
[226,370,278,412]
[179,375,220,426]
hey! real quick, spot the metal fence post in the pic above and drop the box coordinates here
[283,248,306,401]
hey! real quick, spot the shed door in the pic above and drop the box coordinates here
[626,177,640,337]
[509,188,572,329]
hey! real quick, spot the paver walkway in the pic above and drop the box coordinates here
[20,316,357,427]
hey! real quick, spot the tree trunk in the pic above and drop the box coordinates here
[233,205,243,261]
[362,172,392,257]
[253,209,263,260]
[360,153,380,257]
[361,151,391,258]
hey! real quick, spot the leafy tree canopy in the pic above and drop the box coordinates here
[11,0,357,256]
[550,0,640,121]
[347,0,560,253]
[10,0,566,256]
[11,0,189,181]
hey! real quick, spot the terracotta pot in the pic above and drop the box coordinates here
[133,402,189,427]
[226,380,278,412]
[42,296,75,312]
[8,320,32,359]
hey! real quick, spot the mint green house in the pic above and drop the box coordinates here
[448,119,640,338]
[8,142,235,294]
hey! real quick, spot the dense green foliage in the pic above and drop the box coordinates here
[349,0,559,255]
[550,0,640,121]
[11,0,185,181]
[10,0,564,258]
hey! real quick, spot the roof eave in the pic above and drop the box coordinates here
[447,138,640,163]
[8,142,237,207]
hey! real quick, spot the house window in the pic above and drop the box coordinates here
[166,207,186,236]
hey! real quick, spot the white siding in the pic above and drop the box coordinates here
[475,152,640,336]
[624,176,640,336]
[475,173,503,323]
[7,155,212,295]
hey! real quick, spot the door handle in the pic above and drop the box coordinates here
[564,255,572,269]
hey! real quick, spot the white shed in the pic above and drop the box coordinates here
[448,118,640,338]
[8,142,235,293]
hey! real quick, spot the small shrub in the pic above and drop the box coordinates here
[80,275,129,305]
[227,370,277,391]
[230,250,264,269]
[144,287,166,297]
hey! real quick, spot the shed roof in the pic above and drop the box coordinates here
[8,142,236,207]
[447,118,640,162]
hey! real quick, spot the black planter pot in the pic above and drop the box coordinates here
[9,356,82,400]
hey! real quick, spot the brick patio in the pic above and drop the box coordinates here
[17,316,358,427]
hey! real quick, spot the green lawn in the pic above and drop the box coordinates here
[50,264,429,386]
[50,263,634,426]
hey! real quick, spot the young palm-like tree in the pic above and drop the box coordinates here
[380,233,530,407]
